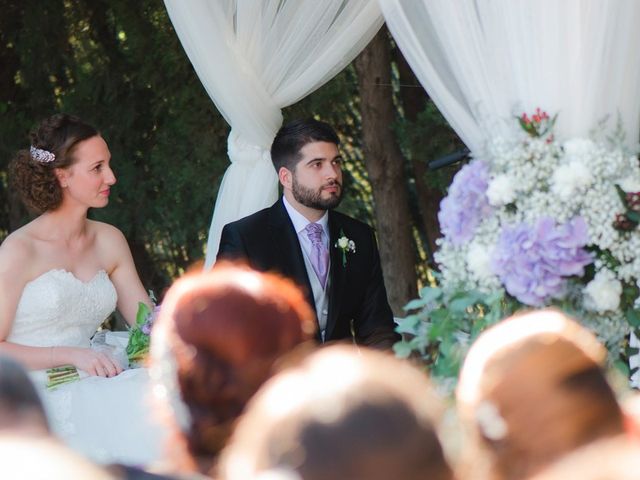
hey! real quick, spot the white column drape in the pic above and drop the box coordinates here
[379,0,640,153]
[163,0,384,267]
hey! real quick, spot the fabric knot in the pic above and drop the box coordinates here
[304,223,328,288]
[305,222,324,246]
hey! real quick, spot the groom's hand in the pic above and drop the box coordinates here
[71,348,123,377]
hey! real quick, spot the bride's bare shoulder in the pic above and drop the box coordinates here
[0,227,36,275]
[88,220,128,247]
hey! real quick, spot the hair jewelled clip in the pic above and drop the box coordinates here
[30,145,56,164]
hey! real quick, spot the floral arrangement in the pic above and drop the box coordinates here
[46,297,159,389]
[396,109,640,384]
[126,300,160,366]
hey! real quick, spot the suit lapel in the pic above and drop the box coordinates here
[267,199,317,318]
[326,211,346,341]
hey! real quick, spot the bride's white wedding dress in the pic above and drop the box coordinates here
[8,269,168,466]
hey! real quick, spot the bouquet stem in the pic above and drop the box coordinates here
[46,365,80,389]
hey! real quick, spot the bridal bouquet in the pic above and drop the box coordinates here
[396,109,640,383]
[46,297,160,388]
[126,299,160,367]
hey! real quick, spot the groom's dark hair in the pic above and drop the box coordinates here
[271,118,340,173]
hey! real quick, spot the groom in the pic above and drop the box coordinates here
[217,119,398,348]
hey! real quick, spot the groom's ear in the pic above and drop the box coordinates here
[278,167,293,190]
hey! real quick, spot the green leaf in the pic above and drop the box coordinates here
[135,302,151,326]
[419,286,442,304]
[615,184,628,206]
[626,308,640,328]
[403,298,427,311]
[395,315,421,334]
[393,341,414,358]
[613,359,630,377]
[626,210,640,224]
[429,308,449,324]
[449,295,479,314]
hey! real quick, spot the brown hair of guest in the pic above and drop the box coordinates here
[219,345,454,480]
[151,262,317,468]
[456,308,625,480]
[9,113,98,213]
[527,436,640,480]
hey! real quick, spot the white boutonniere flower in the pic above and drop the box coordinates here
[335,229,356,267]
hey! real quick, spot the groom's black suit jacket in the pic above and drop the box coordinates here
[217,198,398,346]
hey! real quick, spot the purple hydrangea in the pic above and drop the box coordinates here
[492,216,593,306]
[141,304,161,336]
[438,160,492,245]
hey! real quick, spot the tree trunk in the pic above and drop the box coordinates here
[394,48,444,262]
[354,28,417,314]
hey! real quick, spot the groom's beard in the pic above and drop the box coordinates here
[292,175,343,211]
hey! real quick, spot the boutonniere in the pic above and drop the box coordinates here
[334,228,356,267]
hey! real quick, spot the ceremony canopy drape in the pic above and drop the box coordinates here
[163,0,384,267]
[379,0,640,154]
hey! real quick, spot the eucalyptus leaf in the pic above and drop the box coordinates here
[627,308,640,328]
[404,298,427,311]
[393,341,414,359]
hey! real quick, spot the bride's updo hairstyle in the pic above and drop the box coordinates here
[456,308,624,480]
[150,262,316,470]
[9,113,98,213]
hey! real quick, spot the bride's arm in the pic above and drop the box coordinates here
[0,236,121,376]
[101,225,152,327]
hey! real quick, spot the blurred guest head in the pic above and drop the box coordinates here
[150,262,316,473]
[527,436,640,480]
[0,355,48,435]
[219,345,454,480]
[0,434,116,479]
[456,308,624,480]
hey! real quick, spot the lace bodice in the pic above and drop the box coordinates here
[8,269,117,348]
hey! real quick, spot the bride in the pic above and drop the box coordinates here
[0,113,168,465]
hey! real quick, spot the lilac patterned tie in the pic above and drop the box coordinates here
[305,223,329,288]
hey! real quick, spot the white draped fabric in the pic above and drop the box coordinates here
[163,0,384,267]
[379,0,640,153]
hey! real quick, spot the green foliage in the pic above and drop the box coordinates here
[0,1,462,306]
[395,101,464,193]
[394,280,519,388]
[126,301,151,366]
[0,0,230,295]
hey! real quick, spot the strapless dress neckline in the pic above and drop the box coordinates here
[9,268,117,349]
[26,268,109,286]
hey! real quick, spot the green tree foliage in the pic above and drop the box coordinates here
[1,0,229,295]
[0,0,463,302]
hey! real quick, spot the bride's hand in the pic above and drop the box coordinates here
[69,348,123,377]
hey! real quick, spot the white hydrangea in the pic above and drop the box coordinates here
[583,269,622,313]
[551,161,593,199]
[466,243,494,281]
[618,175,640,193]
[562,138,596,162]
[486,174,516,206]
